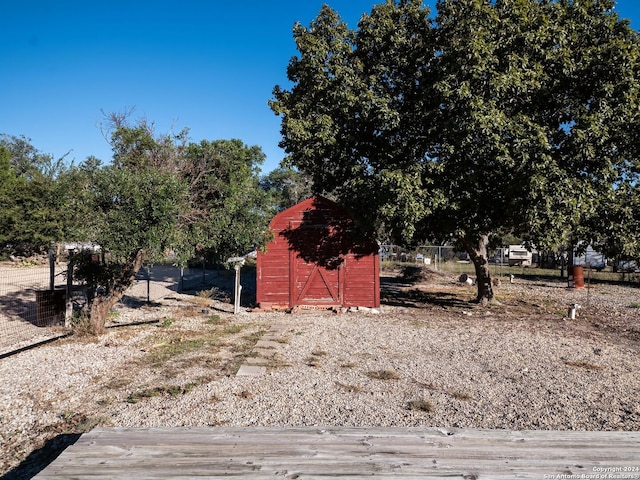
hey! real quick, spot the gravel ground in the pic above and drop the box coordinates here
[1,269,639,477]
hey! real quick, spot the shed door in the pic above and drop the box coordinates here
[291,254,341,307]
[288,221,342,307]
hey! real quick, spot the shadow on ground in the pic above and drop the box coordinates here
[2,433,81,480]
[380,274,471,309]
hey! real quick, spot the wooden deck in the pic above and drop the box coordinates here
[35,427,640,479]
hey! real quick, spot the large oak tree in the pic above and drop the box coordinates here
[270,0,640,303]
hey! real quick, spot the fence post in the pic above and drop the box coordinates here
[234,263,242,315]
[146,266,151,304]
[65,250,74,325]
[49,249,55,291]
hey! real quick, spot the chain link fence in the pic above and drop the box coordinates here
[379,244,470,274]
[0,257,69,357]
[123,264,238,305]
[379,244,640,284]
[0,258,246,357]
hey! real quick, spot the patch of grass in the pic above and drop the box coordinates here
[306,349,329,367]
[415,380,473,401]
[103,377,133,390]
[223,324,247,335]
[206,314,223,324]
[219,329,267,375]
[58,412,106,433]
[630,302,640,309]
[108,310,120,320]
[69,314,97,338]
[267,358,292,369]
[366,370,400,380]
[168,305,204,320]
[159,318,174,328]
[406,399,434,412]
[242,330,267,343]
[144,332,219,366]
[305,356,321,367]
[194,289,213,306]
[221,354,250,375]
[340,362,358,369]
[450,391,474,401]
[127,382,201,404]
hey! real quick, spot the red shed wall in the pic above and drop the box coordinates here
[256,197,379,310]
[343,253,380,308]
[256,222,291,308]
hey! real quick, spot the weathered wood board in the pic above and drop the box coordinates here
[35,427,640,479]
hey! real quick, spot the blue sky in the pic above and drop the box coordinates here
[2,1,640,175]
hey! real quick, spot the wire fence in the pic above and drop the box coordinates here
[123,264,237,305]
[0,258,240,358]
[0,259,69,357]
[380,244,640,283]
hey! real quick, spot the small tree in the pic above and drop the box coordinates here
[65,118,271,332]
[178,138,272,263]
[68,144,188,332]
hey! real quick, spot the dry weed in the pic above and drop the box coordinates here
[336,382,365,393]
[366,370,400,380]
[406,399,434,412]
[564,359,603,371]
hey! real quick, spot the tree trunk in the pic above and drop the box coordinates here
[89,297,112,334]
[463,235,494,305]
[88,248,146,334]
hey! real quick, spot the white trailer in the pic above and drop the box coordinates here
[508,245,533,266]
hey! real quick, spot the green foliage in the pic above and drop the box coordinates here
[270,0,640,301]
[88,165,187,262]
[260,166,313,211]
[127,382,201,404]
[0,133,68,179]
[3,118,270,329]
[271,1,439,242]
[430,0,640,249]
[178,139,271,263]
[0,136,70,256]
[60,116,271,331]
[584,161,640,261]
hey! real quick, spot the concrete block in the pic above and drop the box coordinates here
[236,365,266,377]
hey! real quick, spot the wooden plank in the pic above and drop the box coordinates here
[35,427,640,479]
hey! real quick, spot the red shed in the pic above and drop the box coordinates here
[256,196,380,310]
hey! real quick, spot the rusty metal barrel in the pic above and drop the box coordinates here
[568,265,585,288]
